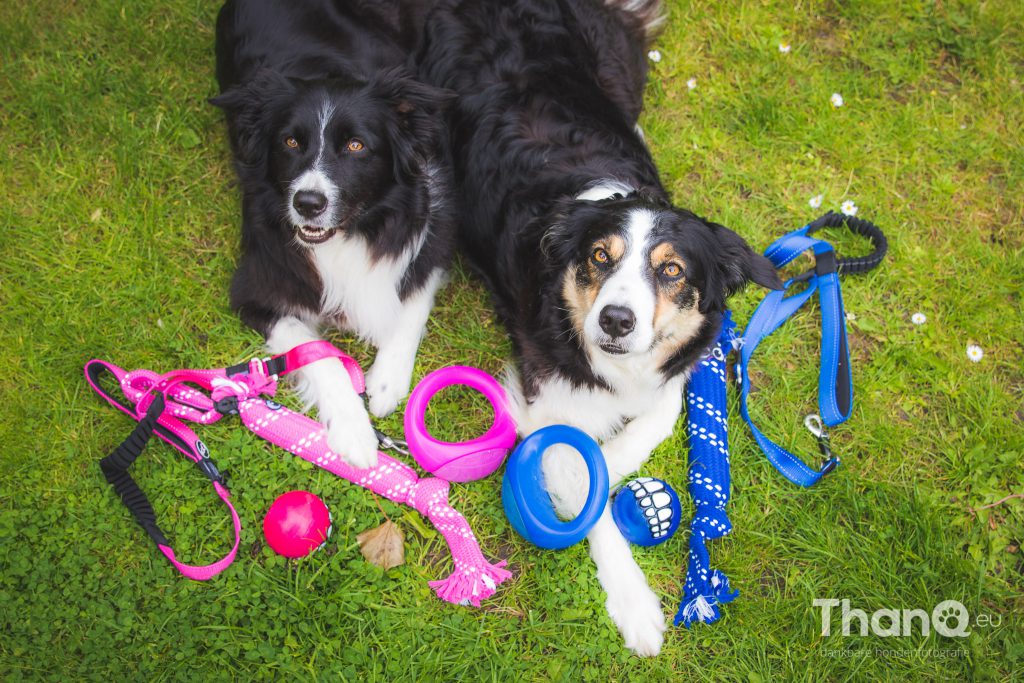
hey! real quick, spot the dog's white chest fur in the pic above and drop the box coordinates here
[311,233,417,345]
[510,355,675,441]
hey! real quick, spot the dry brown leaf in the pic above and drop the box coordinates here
[356,520,405,570]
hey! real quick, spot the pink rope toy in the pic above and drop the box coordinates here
[85,341,511,606]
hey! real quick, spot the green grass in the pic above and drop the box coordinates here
[1,0,1022,680]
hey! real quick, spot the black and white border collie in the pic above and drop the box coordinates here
[213,0,452,468]
[417,0,781,655]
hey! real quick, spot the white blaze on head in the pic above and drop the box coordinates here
[287,98,339,231]
[583,208,657,355]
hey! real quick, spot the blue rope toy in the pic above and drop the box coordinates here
[675,312,740,627]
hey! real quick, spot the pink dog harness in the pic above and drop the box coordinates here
[85,341,511,605]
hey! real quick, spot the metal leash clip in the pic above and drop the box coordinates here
[374,427,409,455]
[804,414,840,475]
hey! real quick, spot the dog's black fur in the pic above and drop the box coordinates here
[415,0,781,397]
[213,0,453,337]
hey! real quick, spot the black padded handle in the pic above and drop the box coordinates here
[98,394,170,546]
[806,211,888,275]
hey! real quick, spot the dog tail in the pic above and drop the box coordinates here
[602,0,665,43]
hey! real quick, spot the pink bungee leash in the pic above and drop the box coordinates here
[85,341,511,606]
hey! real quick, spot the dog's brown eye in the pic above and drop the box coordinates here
[592,248,609,265]
[662,263,683,278]
[285,136,299,149]
[346,139,365,153]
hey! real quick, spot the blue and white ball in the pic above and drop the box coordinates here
[611,477,682,546]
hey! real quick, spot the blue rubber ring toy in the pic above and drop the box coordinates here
[501,425,609,550]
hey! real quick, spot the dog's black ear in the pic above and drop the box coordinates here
[375,69,457,117]
[540,199,600,267]
[210,70,295,167]
[370,67,457,178]
[699,219,783,313]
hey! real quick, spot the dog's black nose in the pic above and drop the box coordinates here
[293,191,328,218]
[599,305,635,338]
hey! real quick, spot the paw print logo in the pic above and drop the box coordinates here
[932,600,971,637]
[627,478,676,539]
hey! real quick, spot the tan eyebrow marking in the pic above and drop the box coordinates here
[599,235,626,262]
[650,242,680,269]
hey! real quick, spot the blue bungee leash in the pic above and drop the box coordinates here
[676,212,886,627]
[735,211,887,487]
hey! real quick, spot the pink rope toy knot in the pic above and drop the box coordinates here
[407,477,513,606]
[404,476,451,515]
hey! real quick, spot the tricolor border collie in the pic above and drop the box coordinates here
[417,0,781,655]
[213,0,452,469]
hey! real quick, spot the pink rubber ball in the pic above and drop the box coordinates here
[263,490,332,558]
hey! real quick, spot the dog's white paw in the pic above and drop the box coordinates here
[606,582,666,657]
[364,359,412,418]
[322,404,379,469]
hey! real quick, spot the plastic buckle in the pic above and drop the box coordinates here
[214,396,239,415]
[196,454,228,486]
[249,356,278,382]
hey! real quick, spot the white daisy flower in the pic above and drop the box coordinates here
[966,345,984,363]
[779,42,791,54]
[830,92,845,108]
[687,77,698,90]
[648,49,662,63]
[911,312,927,325]
[841,200,858,216]
[809,194,824,209]
[845,311,857,321]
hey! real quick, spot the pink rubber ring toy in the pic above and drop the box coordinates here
[404,366,517,482]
